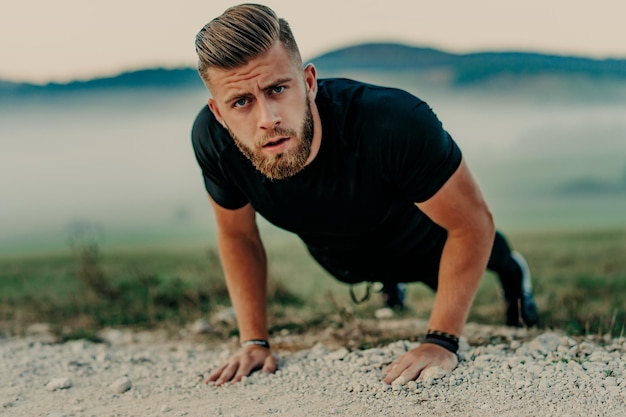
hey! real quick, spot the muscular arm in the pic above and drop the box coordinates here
[205,198,276,385]
[383,158,495,384]
[213,200,269,341]
[419,159,495,336]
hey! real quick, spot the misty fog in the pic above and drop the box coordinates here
[2,79,626,255]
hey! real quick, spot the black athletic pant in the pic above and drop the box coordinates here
[311,230,523,300]
[400,230,523,300]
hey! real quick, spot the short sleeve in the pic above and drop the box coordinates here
[374,94,462,203]
[191,106,249,209]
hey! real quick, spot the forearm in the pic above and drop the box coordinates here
[428,225,495,336]
[217,230,269,342]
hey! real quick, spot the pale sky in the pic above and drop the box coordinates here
[2,0,625,84]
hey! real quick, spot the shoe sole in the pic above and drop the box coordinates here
[511,251,533,296]
[509,251,539,327]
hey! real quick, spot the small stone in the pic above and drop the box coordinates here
[589,351,612,363]
[327,348,349,361]
[211,308,236,325]
[374,307,395,319]
[68,340,90,354]
[25,323,52,337]
[109,376,132,394]
[579,342,595,355]
[190,319,212,335]
[95,352,111,363]
[46,378,72,392]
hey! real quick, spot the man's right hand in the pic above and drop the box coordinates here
[205,345,277,386]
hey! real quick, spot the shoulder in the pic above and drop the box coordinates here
[191,105,221,147]
[317,78,444,146]
[191,105,235,162]
[317,78,425,111]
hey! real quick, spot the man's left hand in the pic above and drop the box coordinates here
[382,343,458,385]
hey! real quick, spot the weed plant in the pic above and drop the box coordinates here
[0,228,624,340]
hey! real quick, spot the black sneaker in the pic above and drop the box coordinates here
[505,252,539,327]
[380,282,406,310]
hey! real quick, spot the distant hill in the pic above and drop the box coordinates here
[555,165,626,196]
[1,67,204,97]
[2,43,626,98]
[311,43,626,84]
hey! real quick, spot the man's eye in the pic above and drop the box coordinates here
[233,98,248,108]
[271,86,285,94]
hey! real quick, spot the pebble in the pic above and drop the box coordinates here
[46,377,72,392]
[327,348,349,361]
[109,376,132,394]
[190,319,212,335]
[374,308,395,319]
[3,328,626,416]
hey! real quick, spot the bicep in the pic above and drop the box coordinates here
[415,159,493,234]
[209,196,259,238]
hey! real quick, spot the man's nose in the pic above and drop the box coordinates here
[256,97,280,130]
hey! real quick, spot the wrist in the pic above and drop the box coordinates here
[423,329,459,354]
[241,339,270,349]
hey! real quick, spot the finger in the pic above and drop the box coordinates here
[397,353,457,384]
[383,361,412,385]
[398,364,429,385]
[261,355,277,373]
[383,351,433,385]
[205,363,228,383]
[416,364,446,382]
[416,355,458,381]
[232,356,257,383]
[215,362,240,386]
[391,374,410,385]
[383,361,397,375]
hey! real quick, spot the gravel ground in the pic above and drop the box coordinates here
[1,321,625,417]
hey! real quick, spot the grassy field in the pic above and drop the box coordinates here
[1,227,625,341]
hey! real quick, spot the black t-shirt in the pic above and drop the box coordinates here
[192,78,462,283]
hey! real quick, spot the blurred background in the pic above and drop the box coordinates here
[2,0,625,255]
[1,0,625,338]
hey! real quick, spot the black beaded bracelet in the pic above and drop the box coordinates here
[241,339,270,349]
[423,330,459,354]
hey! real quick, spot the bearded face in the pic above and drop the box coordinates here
[227,96,315,180]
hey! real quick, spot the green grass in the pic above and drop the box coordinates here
[1,228,625,339]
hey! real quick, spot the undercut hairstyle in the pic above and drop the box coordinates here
[195,3,302,87]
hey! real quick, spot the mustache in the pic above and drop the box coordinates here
[258,127,297,145]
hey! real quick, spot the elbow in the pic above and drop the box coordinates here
[485,205,495,233]
[482,206,496,247]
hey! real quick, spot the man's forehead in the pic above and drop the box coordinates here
[213,73,299,106]
[207,43,300,96]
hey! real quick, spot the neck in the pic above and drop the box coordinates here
[304,101,323,166]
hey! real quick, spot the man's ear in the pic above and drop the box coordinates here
[303,63,318,99]
[208,98,226,128]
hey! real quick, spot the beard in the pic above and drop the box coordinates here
[227,97,315,180]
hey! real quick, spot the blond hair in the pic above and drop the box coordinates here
[195,4,302,86]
